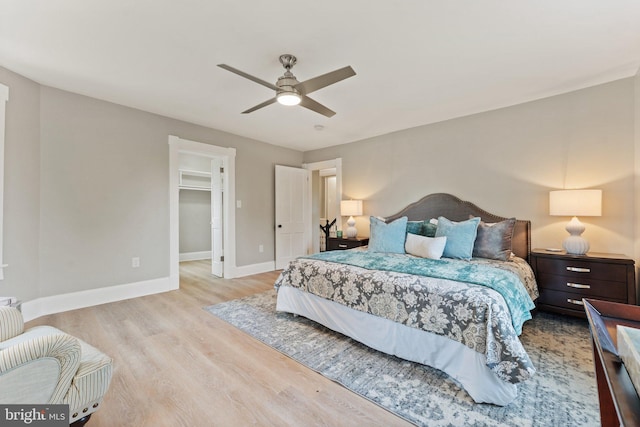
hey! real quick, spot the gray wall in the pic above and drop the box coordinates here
[179,190,211,254]
[1,66,302,299]
[3,63,638,302]
[1,69,41,301]
[305,78,637,258]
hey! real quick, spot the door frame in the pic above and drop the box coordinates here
[169,136,237,285]
[303,158,342,254]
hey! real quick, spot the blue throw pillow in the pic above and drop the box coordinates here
[423,222,437,237]
[435,216,481,260]
[368,216,408,253]
[406,221,424,235]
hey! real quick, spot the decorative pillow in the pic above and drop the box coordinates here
[434,216,481,260]
[405,233,447,260]
[368,216,408,253]
[406,220,437,237]
[423,222,437,237]
[472,217,516,261]
[406,221,424,236]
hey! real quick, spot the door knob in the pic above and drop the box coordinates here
[277,224,282,228]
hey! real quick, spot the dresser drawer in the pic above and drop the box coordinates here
[326,237,369,251]
[535,257,628,282]
[538,288,626,311]
[537,272,628,300]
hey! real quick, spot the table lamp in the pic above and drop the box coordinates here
[549,189,602,255]
[340,200,363,238]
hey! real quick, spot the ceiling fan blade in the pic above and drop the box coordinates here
[295,66,356,95]
[242,98,277,114]
[218,64,280,91]
[300,96,336,118]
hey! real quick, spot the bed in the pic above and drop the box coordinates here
[274,193,538,406]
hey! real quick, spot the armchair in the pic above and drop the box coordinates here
[0,306,113,426]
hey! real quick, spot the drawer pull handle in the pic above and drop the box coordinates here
[567,298,584,306]
[566,266,590,273]
[566,282,591,289]
[338,244,348,248]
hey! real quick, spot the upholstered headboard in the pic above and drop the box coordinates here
[385,193,531,261]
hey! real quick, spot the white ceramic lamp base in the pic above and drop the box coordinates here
[562,216,589,255]
[345,216,357,238]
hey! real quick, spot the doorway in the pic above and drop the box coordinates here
[304,158,343,254]
[177,153,225,277]
[169,136,237,286]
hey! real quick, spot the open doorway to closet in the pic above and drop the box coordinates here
[169,136,237,287]
[177,153,223,276]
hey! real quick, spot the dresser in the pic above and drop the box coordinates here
[584,298,640,426]
[326,236,369,251]
[530,249,636,317]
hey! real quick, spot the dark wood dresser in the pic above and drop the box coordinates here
[530,249,636,317]
[584,299,640,427]
[326,237,369,251]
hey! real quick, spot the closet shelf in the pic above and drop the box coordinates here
[179,169,211,190]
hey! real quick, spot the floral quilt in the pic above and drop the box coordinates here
[274,251,538,384]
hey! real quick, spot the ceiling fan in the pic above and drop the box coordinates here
[218,54,356,118]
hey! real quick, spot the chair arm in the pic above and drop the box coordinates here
[0,333,81,404]
[0,306,24,341]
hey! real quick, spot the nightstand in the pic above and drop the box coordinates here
[530,249,636,317]
[326,236,369,251]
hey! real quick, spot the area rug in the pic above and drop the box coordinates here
[205,290,599,427]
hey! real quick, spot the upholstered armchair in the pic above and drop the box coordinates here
[0,306,113,426]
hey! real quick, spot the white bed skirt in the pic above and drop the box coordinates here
[276,286,518,406]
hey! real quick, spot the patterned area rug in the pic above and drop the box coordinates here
[205,290,599,427]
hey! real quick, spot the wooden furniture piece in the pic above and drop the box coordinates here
[326,236,369,251]
[584,299,640,427]
[530,249,636,317]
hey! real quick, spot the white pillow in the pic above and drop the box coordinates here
[405,233,447,260]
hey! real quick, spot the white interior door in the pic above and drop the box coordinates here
[275,165,309,270]
[211,158,223,277]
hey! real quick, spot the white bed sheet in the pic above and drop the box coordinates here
[276,285,518,406]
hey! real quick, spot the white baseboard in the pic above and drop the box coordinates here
[179,251,212,262]
[21,276,176,322]
[20,261,276,321]
[233,261,276,278]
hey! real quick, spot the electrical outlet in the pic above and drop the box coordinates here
[259,244,264,253]
[132,257,140,268]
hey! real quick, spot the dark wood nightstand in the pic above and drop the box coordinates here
[530,249,636,317]
[326,237,369,251]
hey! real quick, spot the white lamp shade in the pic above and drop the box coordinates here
[340,200,363,217]
[549,189,602,217]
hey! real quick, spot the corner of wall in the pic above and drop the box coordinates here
[633,67,640,288]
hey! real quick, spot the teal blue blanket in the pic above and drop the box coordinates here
[304,250,535,334]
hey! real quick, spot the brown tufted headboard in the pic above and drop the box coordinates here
[384,193,531,262]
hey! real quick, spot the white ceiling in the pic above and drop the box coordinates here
[1,1,640,152]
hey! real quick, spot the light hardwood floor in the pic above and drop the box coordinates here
[27,261,412,427]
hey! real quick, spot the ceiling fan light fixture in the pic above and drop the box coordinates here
[276,92,301,106]
[218,54,355,117]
